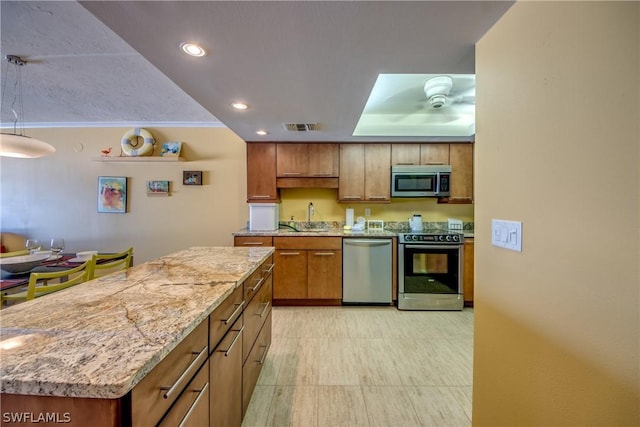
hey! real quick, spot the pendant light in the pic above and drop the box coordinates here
[0,55,56,158]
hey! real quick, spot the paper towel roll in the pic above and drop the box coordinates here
[346,208,354,227]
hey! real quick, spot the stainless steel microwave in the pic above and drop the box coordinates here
[391,165,451,197]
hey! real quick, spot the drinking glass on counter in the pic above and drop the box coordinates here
[25,239,41,255]
[50,238,65,259]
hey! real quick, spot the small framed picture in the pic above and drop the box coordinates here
[161,141,182,157]
[98,176,127,213]
[146,180,170,195]
[183,170,203,186]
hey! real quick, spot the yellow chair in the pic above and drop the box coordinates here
[1,257,96,305]
[0,249,30,258]
[90,247,133,279]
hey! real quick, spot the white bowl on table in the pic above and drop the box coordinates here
[73,251,98,262]
[0,253,52,274]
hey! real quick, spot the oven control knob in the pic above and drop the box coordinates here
[446,235,451,241]
[452,235,459,242]
[438,235,444,242]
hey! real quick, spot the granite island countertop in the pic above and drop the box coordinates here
[0,246,274,399]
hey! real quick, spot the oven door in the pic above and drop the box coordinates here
[398,243,464,310]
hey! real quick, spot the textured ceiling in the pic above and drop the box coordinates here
[1,1,513,142]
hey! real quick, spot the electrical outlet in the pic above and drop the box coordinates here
[492,219,522,252]
[364,208,371,217]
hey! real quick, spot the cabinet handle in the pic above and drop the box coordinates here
[161,346,208,399]
[259,301,271,318]
[279,252,301,256]
[248,277,264,292]
[368,196,388,200]
[312,173,332,177]
[314,252,335,256]
[395,162,416,165]
[257,343,270,365]
[218,326,244,357]
[221,301,244,325]
[242,242,264,246]
[282,172,302,176]
[425,162,445,165]
[341,196,362,200]
[249,195,272,199]
[263,263,275,274]
[177,382,209,427]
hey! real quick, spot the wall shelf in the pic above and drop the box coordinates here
[93,156,185,162]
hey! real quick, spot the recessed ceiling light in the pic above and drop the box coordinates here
[180,42,206,57]
[256,130,268,136]
[232,102,248,110]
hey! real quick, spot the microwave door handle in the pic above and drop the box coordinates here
[434,172,440,195]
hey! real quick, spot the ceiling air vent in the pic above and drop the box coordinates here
[283,123,319,132]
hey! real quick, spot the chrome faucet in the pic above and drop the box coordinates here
[308,202,314,225]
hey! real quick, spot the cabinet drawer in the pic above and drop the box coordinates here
[158,360,209,427]
[242,311,272,416]
[243,276,272,363]
[131,321,208,427]
[274,237,342,250]
[234,236,273,247]
[209,285,244,350]
[210,316,243,427]
[244,257,274,303]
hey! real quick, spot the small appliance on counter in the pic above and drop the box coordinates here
[409,214,424,232]
[249,203,279,231]
[447,218,463,231]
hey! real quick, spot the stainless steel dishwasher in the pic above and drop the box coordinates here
[342,238,393,304]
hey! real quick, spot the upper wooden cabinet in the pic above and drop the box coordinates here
[276,143,339,177]
[391,143,449,165]
[447,144,474,203]
[247,143,278,202]
[339,144,391,202]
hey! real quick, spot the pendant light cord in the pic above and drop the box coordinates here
[1,55,26,137]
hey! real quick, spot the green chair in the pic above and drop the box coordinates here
[1,256,96,305]
[90,247,133,280]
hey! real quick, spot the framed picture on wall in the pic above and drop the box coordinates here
[161,141,182,157]
[98,176,127,213]
[146,180,170,195]
[183,170,203,185]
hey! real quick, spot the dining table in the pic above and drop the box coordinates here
[0,254,94,294]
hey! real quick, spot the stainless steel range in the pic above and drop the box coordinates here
[398,230,464,310]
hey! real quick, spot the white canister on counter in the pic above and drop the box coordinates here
[346,208,354,227]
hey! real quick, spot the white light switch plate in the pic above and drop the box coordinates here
[492,219,522,252]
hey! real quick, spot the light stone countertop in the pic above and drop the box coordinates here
[0,246,274,399]
[233,228,398,238]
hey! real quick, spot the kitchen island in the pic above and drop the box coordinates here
[0,246,274,426]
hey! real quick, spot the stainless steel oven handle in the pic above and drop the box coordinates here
[403,244,461,249]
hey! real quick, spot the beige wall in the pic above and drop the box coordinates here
[474,2,639,426]
[0,127,248,263]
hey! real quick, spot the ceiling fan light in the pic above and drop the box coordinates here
[0,133,57,158]
[429,94,447,109]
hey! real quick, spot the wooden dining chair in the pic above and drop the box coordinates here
[89,247,133,280]
[1,257,96,305]
[0,249,30,258]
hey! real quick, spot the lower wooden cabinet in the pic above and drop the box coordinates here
[242,311,272,415]
[273,237,342,303]
[210,317,244,427]
[158,361,210,427]
[463,238,474,306]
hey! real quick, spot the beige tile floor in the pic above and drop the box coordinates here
[242,306,474,427]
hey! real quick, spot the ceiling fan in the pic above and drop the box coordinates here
[423,75,475,110]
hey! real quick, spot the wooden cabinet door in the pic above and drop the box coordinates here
[247,143,278,202]
[449,144,473,202]
[276,144,308,177]
[308,143,339,177]
[391,144,420,165]
[463,239,474,306]
[273,250,308,299]
[210,318,243,427]
[307,249,342,299]
[234,236,273,247]
[339,144,365,201]
[158,361,210,427]
[420,143,450,165]
[364,144,391,202]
